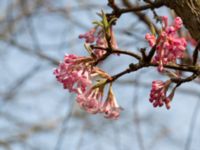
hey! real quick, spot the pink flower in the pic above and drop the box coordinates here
[54,54,92,93]
[76,87,103,114]
[79,27,118,58]
[54,52,121,119]
[173,17,183,29]
[100,87,121,119]
[145,33,156,47]
[145,16,187,72]
[162,16,168,29]
[149,80,172,109]
[79,28,96,43]
[94,36,107,58]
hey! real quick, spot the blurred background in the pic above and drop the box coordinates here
[0,0,200,150]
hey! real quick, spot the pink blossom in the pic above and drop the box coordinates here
[79,28,96,43]
[76,87,103,114]
[173,17,183,29]
[94,36,107,58]
[162,16,168,29]
[145,16,187,72]
[54,53,122,119]
[149,80,172,109]
[145,33,156,47]
[79,27,118,58]
[100,87,121,119]
[53,54,92,93]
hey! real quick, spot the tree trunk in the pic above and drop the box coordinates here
[160,0,200,40]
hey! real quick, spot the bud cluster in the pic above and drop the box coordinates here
[145,16,187,72]
[54,14,191,120]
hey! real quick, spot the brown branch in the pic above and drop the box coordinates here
[108,0,164,16]
[121,0,160,34]
[146,44,157,62]
[107,0,163,34]
[91,46,142,60]
[108,62,200,84]
[119,1,164,15]
[108,0,120,12]
[172,73,198,88]
[112,49,141,60]
[192,40,200,65]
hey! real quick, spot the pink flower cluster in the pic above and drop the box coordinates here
[77,86,121,119]
[54,54,121,119]
[77,88,103,114]
[79,28,96,43]
[54,54,92,93]
[145,16,187,72]
[99,87,121,119]
[79,27,118,58]
[149,80,173,109]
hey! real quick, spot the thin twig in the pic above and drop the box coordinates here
[132,74,146,150]
[184,96,200,150]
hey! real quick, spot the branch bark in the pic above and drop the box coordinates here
[159,0,200,40]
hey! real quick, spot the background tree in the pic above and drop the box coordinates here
[0,0,200,150]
